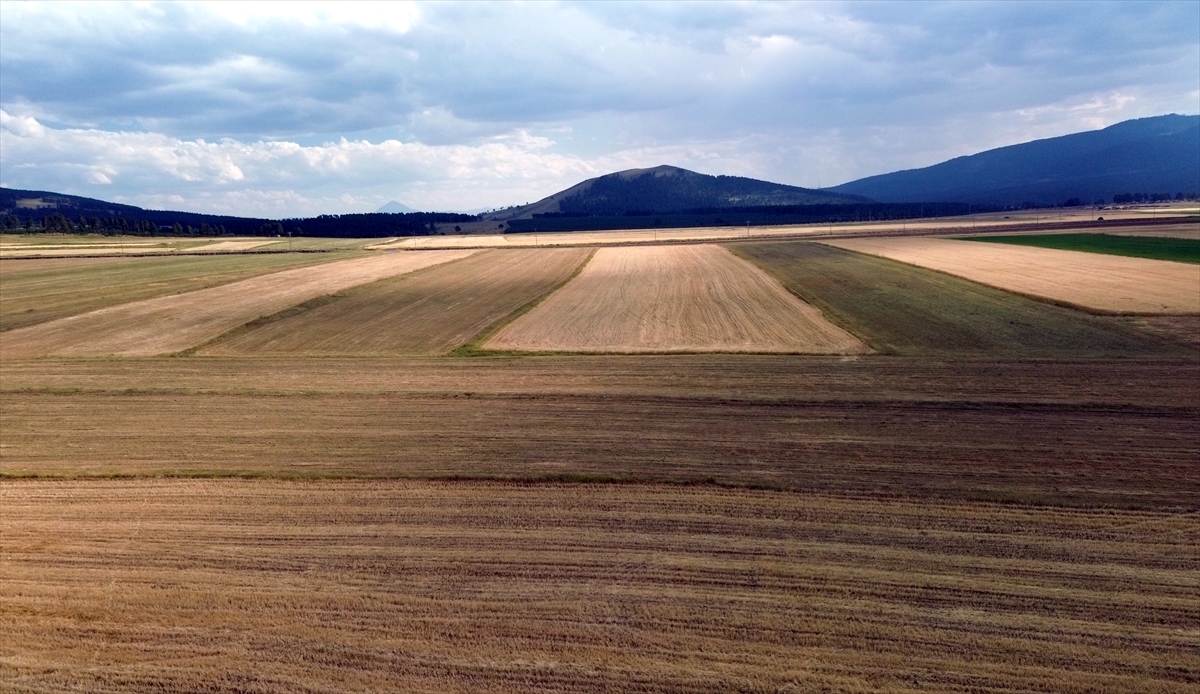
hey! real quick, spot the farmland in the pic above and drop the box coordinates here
[485,245,866,353]
[961,232,1200,263]
[0,252,352,332]
[3,479,1196,694]
[201,248,589,356]
[730,241,1195,357]
[0,250,475,358]
[2,227,1199,693]
[822,236,1200,314]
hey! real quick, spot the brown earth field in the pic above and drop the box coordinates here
[200,247,590,356]
[0,250,476,358]
[2,478,1197,694]
[0,252,351,332]
[3,356,1197,509]
[822,236,1200,314]
[485,245,866,354]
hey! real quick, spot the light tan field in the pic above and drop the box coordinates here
[186,238,278,252]
[0,250,475,358]
[2,479,1196,694]
[0,243,175,257]
[200,247,590,356]
[485,245,866,353]
[824,236,1200,314]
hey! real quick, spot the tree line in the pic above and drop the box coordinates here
[1,211,476,238]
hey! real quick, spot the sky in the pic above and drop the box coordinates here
[1,1,1197,217]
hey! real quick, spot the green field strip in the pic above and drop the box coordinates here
[0,252,356,332]
[197,247,593,357]
[729,241,1196,358]
[958,232,1200,264]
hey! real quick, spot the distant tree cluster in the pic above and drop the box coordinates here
[278,212,477,238]
[0,208,475,238]
[1,213,171,235]
[1111,192,1197,204]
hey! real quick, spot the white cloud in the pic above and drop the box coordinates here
[0,1,1196,213]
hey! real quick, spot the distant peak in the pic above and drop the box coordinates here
[376,200,416,214]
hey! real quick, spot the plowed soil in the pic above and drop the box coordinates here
[3,356,1196,509]
[485,245,866,353]
[0,250,476,358]
[201,248,589,356]
[823,237,1200,314]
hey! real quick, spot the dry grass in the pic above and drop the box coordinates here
[2,478,1196,693]
[823,237,1200,314]
[486,245,866,353]
[200,248,589,356]
[0,253,351,332]
[0,250,476,358]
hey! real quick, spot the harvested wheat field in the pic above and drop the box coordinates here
[0,250,475,358]
[824,236,1200,314]
[486,245,866,353]
[201,247,589,356]
[2,479,1196,694]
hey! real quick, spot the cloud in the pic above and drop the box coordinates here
[0,1,1196,213]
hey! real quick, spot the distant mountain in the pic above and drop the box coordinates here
[491,165,869,220]
[376,200,417,213]
[0,187,474,238]
[830,114,1200,206]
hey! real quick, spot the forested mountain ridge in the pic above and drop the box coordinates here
[829,114,1200,206]
[491,165,870,221]
[0,188,472,237]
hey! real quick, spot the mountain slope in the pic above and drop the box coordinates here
[492,165,869,220]
[830,114,1200,206]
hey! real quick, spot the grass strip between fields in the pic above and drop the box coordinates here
[958,232,1200,263]
[450,248,597,357]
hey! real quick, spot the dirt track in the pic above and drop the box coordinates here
[486,245,866,353]
[824,236,1200,314]
[0,250,476,358]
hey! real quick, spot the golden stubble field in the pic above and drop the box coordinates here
[823,236,1200,314]
[2,479,1197,694]
[0,249,476,358]
[486,245,867,353]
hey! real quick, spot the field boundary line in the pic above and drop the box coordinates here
[818,241,1200,318]
[450,248,597,357]
[725,243,890,353]
[173,251,488,357]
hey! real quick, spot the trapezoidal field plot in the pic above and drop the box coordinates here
[484,244,868,354]
[823,236,1200,314]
